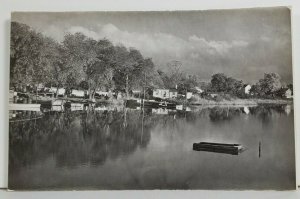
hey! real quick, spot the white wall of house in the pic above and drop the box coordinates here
[96,91,108,96]
[245,85,251,94]
[153,89,170,99]
[285,89,293,98]
[186,92,193,99]
[71,89,85,97]
[57,88,66,96]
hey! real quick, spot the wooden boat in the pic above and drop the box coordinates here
[9,103,41,112]
[193,142,244,155]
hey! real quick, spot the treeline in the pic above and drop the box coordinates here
[10,22,168,98]
[10,22,202,99]
[208,73,292,99]
[10,22,292,100]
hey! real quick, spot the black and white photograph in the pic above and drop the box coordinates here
[8,7,295,190]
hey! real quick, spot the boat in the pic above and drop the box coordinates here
[193,142,244,155]
[9,103,41,111]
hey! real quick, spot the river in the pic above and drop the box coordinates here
[8,104,295,190]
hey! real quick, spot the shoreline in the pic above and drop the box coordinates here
[24,94,293,107]
[190,98,293,106]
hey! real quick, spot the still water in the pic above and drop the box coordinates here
[8,104,295,190]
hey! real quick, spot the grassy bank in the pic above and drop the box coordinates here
[190,98,293,106]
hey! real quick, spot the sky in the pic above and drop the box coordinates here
[12,7,292,83]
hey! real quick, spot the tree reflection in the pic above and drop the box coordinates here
[9,109,152,171]
[209,107,242,122]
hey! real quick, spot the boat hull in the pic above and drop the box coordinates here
[193,142,244,155]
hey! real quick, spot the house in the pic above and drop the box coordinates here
[153,89,170,99]
[244,84,252,95]
[186,92,193,99]
[195,86,204,94]
[206,92,219,98]
[169,89,178,98]
[37,83,45,92]
[285,88,293,99]
[95,91,109,97]
[57,88,66,97]
[132,90,142,94]
[132,90,142,98]
[70,89,85,98]
[49,87,57,93]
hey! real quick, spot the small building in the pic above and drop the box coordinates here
[186,92,193,99]
[244,84,252,95]
[70,89,85,98]
[132,90,142,94]
[195,86,204,94]
[37,83,45,92]
[95,91,109,97]
[49,87,57,93]
[285,88,293,99]
[206,92,219,98]
[169,89,178,99]
[132,90,142,98]
[153,89,170,99]
[57,88,66,97]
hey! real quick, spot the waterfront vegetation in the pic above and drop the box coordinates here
[10,22,293,105]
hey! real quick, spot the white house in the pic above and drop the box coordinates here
[195,86,204,94]
[244,84,252,95]
[49,87,57,93]
[37,83,45,91]
[95,91,109,96]
[71,89,85,98]
[57,88,66,97]
[186,92,193,99]
[285,88,293,99]
[153,89,170,99]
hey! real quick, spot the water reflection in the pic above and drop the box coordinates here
[9,104,295,190]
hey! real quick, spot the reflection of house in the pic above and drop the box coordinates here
[169,89,178,98]
[285,89,293,99]
[243,106,250,114]
[71,103,84,111]
[152,108,168,115]
[153,89,170,99]
[244,84,251,95]
[285,105,291,115]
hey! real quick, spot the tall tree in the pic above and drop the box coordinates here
[10,22,44,90]
[211,73,228,92]
[256,73,282,97]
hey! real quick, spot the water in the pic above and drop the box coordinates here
[8,104,295,190]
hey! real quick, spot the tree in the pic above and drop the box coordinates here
[113,46,147,97]
[211,73,228,92]
[256,73,282,97]
[166,60,185,89]
[10,22,44,90]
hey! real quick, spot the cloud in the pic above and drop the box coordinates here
[189,35,248,54]
[64,24,291,82]
[66,24,249,70]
